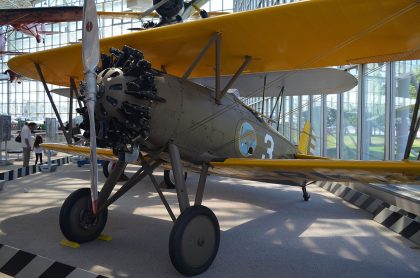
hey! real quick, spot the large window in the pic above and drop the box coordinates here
[394,61,420,160]
[341,68,358,159]
[362,64,386,160]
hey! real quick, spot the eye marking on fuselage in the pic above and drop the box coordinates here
[238,121,257,157]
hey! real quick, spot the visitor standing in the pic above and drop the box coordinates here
[21,122,37,167]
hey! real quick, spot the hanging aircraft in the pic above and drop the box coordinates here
[95,0,223,30]
[7,0,420,276]
[0,6,84,46]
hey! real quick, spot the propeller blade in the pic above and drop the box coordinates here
[82,0,99,73]
[82,0,100,213]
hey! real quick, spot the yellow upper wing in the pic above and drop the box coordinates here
[8,0,420,87]
[209,158,420,185]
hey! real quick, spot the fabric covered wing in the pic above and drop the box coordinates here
[41,143,118,161]
[209,158,420,186]
[8,0,420,87]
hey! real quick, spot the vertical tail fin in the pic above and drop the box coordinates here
[298,121,314,155]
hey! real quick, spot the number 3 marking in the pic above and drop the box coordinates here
[262,134,274,159]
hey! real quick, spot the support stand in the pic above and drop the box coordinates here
[0,140,12,166]
[39,150,57,172]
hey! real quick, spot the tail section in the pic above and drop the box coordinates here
[297,121,315,155]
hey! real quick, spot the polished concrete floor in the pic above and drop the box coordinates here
[0,163,419,277]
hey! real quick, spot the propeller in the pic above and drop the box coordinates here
[82,0,100,214]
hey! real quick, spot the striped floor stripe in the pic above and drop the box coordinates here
[0,244,106,278]
[0,157,70,184]
[317,181,420,246]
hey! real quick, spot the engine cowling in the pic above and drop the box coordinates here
[77,46,165,152]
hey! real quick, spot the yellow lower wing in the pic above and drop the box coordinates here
[43,144,420,186]
[8,0,420,87]
[42,143,118,161]
[209,158,420,185]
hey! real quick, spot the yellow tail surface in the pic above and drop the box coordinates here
[297,121,312,155]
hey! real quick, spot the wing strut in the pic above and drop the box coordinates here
[181,32,252,104]
[182,32,220,80]
[70,77,84,109]
[216,55,252,103]
[404,83,420,159]
[34,63,72,144]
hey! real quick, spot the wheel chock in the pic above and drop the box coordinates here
[98,234,112,241]
[60,239,80,249]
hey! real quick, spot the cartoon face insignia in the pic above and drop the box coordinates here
[238,122,257,157]
[86,21,93,32]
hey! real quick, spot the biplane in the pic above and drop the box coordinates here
[7,0,420,276]
[0,6,84,49]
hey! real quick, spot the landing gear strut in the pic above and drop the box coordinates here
[59,143,219,275]
[302,186,310,201]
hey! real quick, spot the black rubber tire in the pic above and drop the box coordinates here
[59,188,108,243]
[102,160,112,178]
[163,170,187,189]
[103,160,129,181]
[169,205,220,276]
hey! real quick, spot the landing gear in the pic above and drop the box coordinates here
[103,160,129,181]
[59,143,217,275]
[302,186,310,201]
[169,205,220,276]
[102,160,113,178]
[59,188,108,243]
[163,169,187,189]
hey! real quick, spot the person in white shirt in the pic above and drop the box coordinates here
[21,122,37,167]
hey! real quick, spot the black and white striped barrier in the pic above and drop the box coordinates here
[0,157,69,183]
[0,244,107,278]
[317,181,420,246]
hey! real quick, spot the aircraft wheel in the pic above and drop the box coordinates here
[169,205,220,276]
[102,161,113,178]
[163,170,187,189]
[59,188,108,243]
